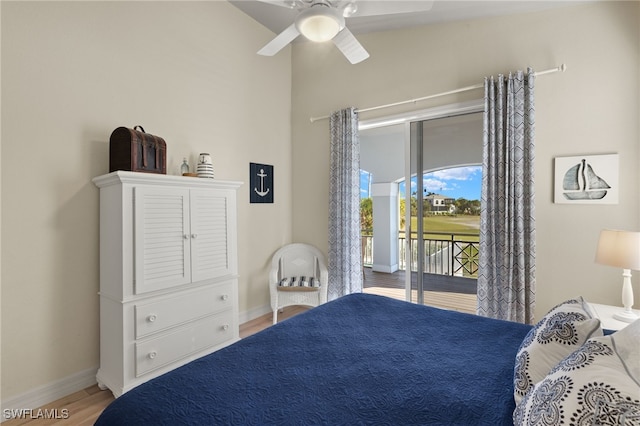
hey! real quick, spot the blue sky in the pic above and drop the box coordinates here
[361,166,482,201]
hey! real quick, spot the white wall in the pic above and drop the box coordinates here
[1,1,291,401]
[291,1,640,319]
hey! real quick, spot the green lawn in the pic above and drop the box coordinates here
[402,215,480,241]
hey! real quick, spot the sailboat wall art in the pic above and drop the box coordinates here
[554,154,619,204]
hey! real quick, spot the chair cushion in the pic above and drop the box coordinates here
[278,276,321,292]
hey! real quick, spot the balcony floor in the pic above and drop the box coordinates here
[362,268,477,314]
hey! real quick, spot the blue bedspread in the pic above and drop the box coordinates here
[96,293,531,425]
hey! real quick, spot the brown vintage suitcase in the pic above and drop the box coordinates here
[109,126,167,174]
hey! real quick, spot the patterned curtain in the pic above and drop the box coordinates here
[328,107,363,300]
[477,69,536,324]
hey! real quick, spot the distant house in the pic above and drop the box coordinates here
[425,194,456,214]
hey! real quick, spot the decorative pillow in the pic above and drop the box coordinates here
[514,297,603,403]
[513,319,640,425]
[278,276,320,291]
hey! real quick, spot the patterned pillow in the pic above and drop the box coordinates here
[513,319,640,425]
[278,276,320,291]
[514,297,603,403]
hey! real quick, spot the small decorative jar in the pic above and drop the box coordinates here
[196,153,214,179]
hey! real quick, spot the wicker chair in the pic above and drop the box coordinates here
[269,243,328,324]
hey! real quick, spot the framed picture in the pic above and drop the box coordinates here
[554,154,619,204]
[250,162,274,204]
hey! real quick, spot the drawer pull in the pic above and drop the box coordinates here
[221,294,229,301]
[148,351,157,360]
[222,324,229,331]
[147,314,157,323]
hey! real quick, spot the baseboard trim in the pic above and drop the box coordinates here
[239,303,271,325]
[372,264,399,274]
[1,367,98,423]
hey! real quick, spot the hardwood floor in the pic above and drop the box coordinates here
[1,385,114,426]
[2,306,306,425]
[363,268,477,314]
[2,284,473,425]
[239,305,310,338]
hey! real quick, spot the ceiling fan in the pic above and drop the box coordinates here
[257,0,434,64]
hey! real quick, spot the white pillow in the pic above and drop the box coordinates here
[613,318,640,382]
[514,319,640,425]
[513,297,603,403]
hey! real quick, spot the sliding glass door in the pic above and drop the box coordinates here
[408,121,426,303]
[405,112,483,307]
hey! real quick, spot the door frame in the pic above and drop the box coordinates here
[358,99,483,302]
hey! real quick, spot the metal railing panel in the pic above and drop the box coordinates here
[362,231,479,278]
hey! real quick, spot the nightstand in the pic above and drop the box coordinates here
[588,303,640,331]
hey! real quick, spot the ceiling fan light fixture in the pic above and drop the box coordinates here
[295,6,344,42]
[342,1,357,17]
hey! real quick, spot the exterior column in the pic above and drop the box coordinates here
[371,183,399,273]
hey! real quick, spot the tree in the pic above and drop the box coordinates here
[360,197,373,232]
[468,199,481,215]
[409,192,418,216]
[454,198,481,215]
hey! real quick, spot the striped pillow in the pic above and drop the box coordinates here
[278,276,320,291]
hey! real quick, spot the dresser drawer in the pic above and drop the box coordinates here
[135,283,234,339]
[135,311,234,377]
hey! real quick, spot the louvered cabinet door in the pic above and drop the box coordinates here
[134,186,191,294]
[190,189,236,282]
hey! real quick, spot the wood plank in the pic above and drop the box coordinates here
[363,286,477,314]
[363,267,477,313]
[239,305,310,338]
[1,387,107,426]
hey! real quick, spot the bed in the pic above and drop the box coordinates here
[96,293,534,425]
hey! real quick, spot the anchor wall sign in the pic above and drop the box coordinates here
[250,162,274,204]
[554,154,619,204]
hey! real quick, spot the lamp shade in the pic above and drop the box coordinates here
[295,6,344,42]
[595,229,640,270]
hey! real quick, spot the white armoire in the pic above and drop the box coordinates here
[92,171,242,397]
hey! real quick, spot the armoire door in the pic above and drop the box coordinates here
[189,189,236,282]
[134,186,191,294]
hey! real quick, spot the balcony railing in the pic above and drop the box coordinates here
[361,231,479,278]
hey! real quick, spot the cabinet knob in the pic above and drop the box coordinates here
[221,294,229,301]
[148,351,157,360]
[191,234,198,239]
[183,234,189,239]
[147,314,157,323]
[222,324,229,331]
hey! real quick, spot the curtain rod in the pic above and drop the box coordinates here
[309,64,567,123]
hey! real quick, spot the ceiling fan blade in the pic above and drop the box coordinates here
[332,27,369,64]
[352,0,434,17]
[257,23,301,56]
[254,0,297,9]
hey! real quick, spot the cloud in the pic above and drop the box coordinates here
[423,178,449,192]
[430,166,481,181]
[397,166,482,199]
[422,166,480,192]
